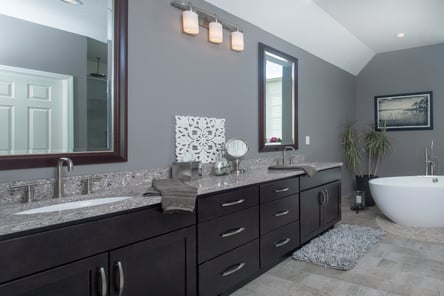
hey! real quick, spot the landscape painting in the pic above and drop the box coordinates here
[374,91,433,131]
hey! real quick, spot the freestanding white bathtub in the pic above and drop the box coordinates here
[369,176,444,228]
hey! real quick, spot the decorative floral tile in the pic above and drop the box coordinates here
[175,115,225,163]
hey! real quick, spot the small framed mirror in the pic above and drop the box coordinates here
[258,43,298,152]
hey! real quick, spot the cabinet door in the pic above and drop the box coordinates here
[324,181,341,228]
[300,187,322,244]
[0,254,108,296]
[110,226,196,296]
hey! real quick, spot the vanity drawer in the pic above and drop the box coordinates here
[260,177,299,203]
[198,186,258,222]
[300,167,341,191]
[260,221,300,268]
[260,194,299,235]
[198,206,259,263]
[199,239,259,296]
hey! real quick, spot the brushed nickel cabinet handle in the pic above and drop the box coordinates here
[220,227,245,238]
[274,238,291,248]
[115,261,125,296]
[274,187,289,193]
[221,262,246,277]
[221,199,245,207]
[98,267,107,296]
[318,191,325,205]
[274,210,290,217]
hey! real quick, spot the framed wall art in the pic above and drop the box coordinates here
[374,91,433,131]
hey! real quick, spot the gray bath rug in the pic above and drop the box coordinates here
[376,216,444,244]
[292,224,384,270]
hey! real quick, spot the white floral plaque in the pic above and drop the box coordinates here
[175,115,226,163]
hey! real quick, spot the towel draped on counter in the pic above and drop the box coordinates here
[297,165,318,177]
[143,179,198,213]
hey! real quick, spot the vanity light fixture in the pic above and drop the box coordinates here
[170,0,245,52]
[60,0,83,5]
[182,5,199,35]
[231,28,244,51]
[209,17,223,43]
[396,32,406,38]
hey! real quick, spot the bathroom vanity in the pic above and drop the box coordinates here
[0,206,196,296]
[0,163,341,296]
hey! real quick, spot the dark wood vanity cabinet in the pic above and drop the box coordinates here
[259,177,300,269]
[0,206,196,296]
[0,254,108,296]
[0,166,342,296]
[197,186,260,296]
[109,226,196,296]
[300,168,342,244]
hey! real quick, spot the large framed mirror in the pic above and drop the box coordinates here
[258,43,298,152]
[0,0,127,170]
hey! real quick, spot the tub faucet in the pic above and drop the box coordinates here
[282,146,295,166]
[54,157,74,198]
[425,140,436,176]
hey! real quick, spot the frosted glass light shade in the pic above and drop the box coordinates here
[209,21,223,43]
[182,10,199,35]
[231,31,244,51]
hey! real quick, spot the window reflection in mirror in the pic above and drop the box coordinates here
[259,43,298,152]
[0,0,112,155]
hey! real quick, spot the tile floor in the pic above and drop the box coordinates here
[233,201,444,296]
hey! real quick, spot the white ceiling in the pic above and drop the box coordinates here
[0,0,110,42]
[205,0,444,75]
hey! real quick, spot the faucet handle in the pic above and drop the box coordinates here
[10,184,38,203]
[82,176,102,194]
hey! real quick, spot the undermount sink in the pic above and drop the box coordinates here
[15,196,133,215]
[268,165,304,170]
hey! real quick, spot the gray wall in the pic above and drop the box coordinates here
[356,43,444,177]
[0,0,356,195]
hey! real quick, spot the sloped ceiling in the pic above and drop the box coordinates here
[205,0,444,75]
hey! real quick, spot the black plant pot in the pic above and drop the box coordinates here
[355,175,378,206]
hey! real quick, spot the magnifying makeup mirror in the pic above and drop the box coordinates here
[225,138,248,174]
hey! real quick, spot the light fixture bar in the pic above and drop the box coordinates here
[170,0,242,34]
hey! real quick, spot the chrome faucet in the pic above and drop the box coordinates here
[54,157,74,198]
[425,140,436,176]
[282,146,295,166]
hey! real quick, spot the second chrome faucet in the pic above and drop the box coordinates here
[54,157,74,198]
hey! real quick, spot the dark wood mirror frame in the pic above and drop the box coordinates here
[258,43,298,152]
[0,0,128,170]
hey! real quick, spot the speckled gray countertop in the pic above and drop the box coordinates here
[188,162,342,195]
[0,162,342,239]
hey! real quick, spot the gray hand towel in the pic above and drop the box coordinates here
[296,165,318,177]
[148,178,198,213]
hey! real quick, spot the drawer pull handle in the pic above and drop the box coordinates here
[274,187,289,193]
[98,267,107,296]
[221,262,246,277]
[274,210,290,217]
[221,227,245,238]
[221,199,245,207]
[115,261,125,296]
[274,238,291,248]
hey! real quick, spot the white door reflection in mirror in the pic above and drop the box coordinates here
[0,65,73,155]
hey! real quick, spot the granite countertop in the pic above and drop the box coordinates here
[188,162,343,195]
[0,162,342,239]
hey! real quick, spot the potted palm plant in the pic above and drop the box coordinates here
[341,122,392,206]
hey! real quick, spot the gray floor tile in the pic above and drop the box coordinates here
[232,201,444,296]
